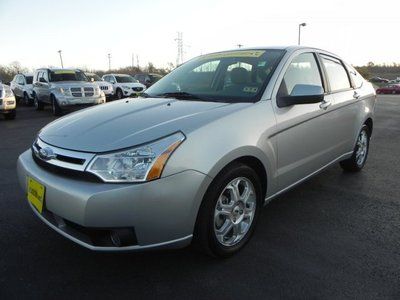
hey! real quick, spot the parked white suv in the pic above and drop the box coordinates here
[0,83,16,119]
[10,73,34,105]
[102,74,146,99]
[85,73,114,100]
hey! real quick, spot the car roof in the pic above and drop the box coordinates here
[202,46,340,58]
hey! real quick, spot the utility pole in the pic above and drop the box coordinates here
[136,55,139,69]
[237,44,243,48]
[175,32,183,67]
[108,53,111,70]
[132,53,134,68]
[298,23,307,45]
[58,50,64,68]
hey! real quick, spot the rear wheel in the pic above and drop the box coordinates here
[23,92,32,106]
[34,93,44,111]
[194,162,262,257]
[340,125,370,172]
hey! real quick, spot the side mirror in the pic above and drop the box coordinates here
[277,84,324,108]
[110,80,115,84]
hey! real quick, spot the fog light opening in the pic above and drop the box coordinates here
[109,228,137,247]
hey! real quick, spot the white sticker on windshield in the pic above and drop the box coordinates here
[243,87,258,93]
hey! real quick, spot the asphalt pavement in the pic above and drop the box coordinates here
[0,96,399,299]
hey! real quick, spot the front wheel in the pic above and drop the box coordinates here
[340,125,370,172]
[116,88,123,99]
[194,162,262,257]
[51,96,62,116]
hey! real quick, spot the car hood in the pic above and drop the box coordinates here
[39,98,251,152]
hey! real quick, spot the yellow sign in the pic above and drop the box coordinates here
[200,50,265,60]
[27,177,45,213]
[53,70,75,74]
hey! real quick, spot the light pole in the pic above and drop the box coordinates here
[107,53,111,70]
[298,23,307,45]
[58,50,64,68]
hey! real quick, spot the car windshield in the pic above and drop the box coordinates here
[86,74,102,81]
[115,75,136,83]
[49,70,88,82]
[25,76,33,84]
[145,49,285,103]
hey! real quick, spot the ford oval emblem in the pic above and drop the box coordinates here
[38,147,56,161]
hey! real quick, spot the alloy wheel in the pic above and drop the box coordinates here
[213,177,257,247]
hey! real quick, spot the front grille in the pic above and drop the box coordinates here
[100,86,108,91]
[32,153,100,182]
[70,87,95,98]
[132,87,143,92]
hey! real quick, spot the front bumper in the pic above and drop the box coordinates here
[17,150,211,251]
[56,94,105,107]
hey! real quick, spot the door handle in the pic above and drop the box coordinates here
[319,99,331,110]
[353,91,360,99]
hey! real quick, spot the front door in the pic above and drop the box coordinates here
[272,52,339,190]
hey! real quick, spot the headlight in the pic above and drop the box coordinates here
[4,88,13,97]
[86,132,185,182]
[58,87,71,96]
[122,85,131,89]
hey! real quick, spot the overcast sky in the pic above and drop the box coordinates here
[0,0,399,70]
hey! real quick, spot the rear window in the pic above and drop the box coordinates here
[25,76,33,84]
[320,55,351,92]
[115,75,136,83]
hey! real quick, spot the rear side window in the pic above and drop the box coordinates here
[320,55,351,92]
[278,52,323,97]
[346,64,364,89]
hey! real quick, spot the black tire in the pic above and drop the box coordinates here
[4,109,16,120]
[23,92,32,106]
[194,162,263,257]
[116,88,123,100]
[33,93,44,111]
[51,96,62,116]
[340,125,370,172]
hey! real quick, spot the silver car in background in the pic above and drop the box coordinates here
[85,72,114,100]
[0,84,17,119]
[10,73,34,105]
[32,68,106,116]
[17,46,375,257]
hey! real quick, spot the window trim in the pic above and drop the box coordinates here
[317,53,353,94]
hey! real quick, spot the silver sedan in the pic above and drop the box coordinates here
[17,46,375,257]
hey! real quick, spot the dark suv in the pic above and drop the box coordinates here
[133,73,163,88]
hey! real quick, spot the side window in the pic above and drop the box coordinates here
[278,53,323,97]
[320,55,351,92]
[42,70,49,82]
[346,64,364,89]
[20,76,25,85]
[13,75,18,83]
[37,71,43,82]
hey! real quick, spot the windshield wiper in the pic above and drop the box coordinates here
[156,92,207,101]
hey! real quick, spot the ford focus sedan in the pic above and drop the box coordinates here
[17,46,375,257]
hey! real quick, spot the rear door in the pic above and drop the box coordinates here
[273,51,339,190]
